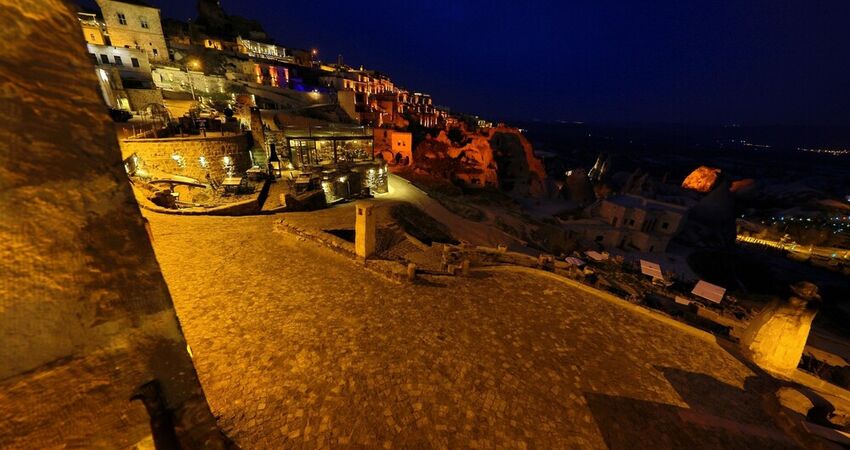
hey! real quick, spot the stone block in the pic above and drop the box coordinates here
[739,282,820,375]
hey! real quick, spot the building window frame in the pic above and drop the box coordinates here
[140,17,149,29]
[100,54,109,64]
[131,57,140,68]
[113,55,123,66]
[117,12,127,25]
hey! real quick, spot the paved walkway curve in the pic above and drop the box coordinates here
[383,175,524,249]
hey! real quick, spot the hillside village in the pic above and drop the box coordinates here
[79,0,850,403]
[78,0,552,212]
[3,1,850,448]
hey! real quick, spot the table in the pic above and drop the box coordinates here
[246,168,265,181]
[222,177,244,194]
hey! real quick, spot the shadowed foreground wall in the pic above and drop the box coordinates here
[0,1,225,447]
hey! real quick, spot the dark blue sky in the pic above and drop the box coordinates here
[93,0,850,125]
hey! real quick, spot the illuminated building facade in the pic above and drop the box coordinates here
[95,0,168,62]
[373,128,413,166]
[78,12,109,45]
[87,43,157,110]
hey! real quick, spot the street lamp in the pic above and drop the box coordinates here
[268,142,281,178]
[185,60,200,101]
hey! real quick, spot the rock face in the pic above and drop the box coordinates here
[740,282,821,375]
[686,176,738,247]
[562,168,595,204]
[0,1,224,448]
[682,166,721,193]
[412,126,547,197]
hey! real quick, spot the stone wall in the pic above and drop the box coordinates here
[120,133,252,183]
[96,0,168,62]
[125,87,163,110]
[0,1,224,447]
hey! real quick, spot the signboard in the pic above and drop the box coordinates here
[691,280,726,304]
[640,259,663,279]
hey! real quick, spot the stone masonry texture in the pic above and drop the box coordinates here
[0,2,223,448]
[146,212,809,449]
[120,133,252,182]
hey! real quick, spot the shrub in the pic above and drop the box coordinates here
[109,108,132,122]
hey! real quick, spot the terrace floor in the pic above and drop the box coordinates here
[145,211,813,449]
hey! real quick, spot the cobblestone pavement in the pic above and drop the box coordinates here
[145,212,805,449]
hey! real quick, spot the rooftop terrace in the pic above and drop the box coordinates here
[143,211,817,449]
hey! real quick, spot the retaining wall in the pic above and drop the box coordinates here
[120,133,252,183]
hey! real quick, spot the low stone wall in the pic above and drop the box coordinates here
[120,133,252,183]
[138,194,262,216]
[274,218,408,283]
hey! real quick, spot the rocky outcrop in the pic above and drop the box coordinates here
[740,282,821,375]
[688,176,738,247]
[682,166,721,193]
[0,1,225,447]
[562,168,595,204]
[412,125,547,197]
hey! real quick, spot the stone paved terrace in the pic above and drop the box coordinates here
[144,212,815,449]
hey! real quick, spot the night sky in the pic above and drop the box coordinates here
[85,0,850,125]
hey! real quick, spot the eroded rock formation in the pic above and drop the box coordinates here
[412,125,547,197]
[682,166,721,193]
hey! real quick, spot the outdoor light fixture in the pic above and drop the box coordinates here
[171,153,185,169]
[199,155,208,168]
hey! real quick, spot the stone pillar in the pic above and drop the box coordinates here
[407,263,417,282]
[739,282,821,375]
[355,201,376,258]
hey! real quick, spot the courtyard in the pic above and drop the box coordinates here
[145,211,806,449]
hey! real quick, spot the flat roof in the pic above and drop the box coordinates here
[640,259,663,279]
[280,125,372,139]
[692,280,726,303]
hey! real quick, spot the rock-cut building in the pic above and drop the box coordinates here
[566,194,688,253]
